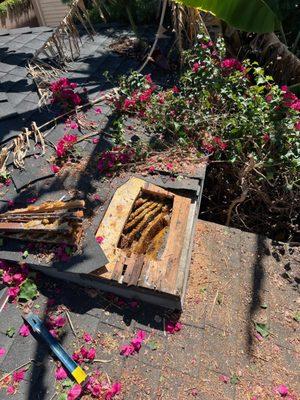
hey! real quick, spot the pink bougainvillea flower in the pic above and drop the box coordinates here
[67,384,82,400]
[13,273,25,285]
[65,119,79,130]
[88,382,102,396]
[13,369,26,382]
[56,134,77,158]
[51,164,60,174]
[8,286,20,299]
[281,85,288,92]
[263,134,270,143]
[54,315,66,328]
[275,385,289,397]
[93,194,101,201]
[290,100,300,111]
[120,330,146,356]
[191,388,198,396]
[265,94,272,103]
[49,329,58,338]
[145,74,152,84]
[0,347,6,357]
[219,374,230,384]
[5,178,11,186]
[136,330,146,341]
[165,321,182,334]
[19,324,30,337]
[72,351,81,362]
[220,58,245,72]
[95,107,102,114]
[96,236,104,244]
[7,385,15,395]
[105,382,122,400]
[131,337,142,352]
[213,136,227,151]
[202,141,215,154]
[294,121,300,131]
[192,62,200,73]
[148,166,155,173]
[251,397,258,400]
[166,163,173,171]
[120,344,135,357]
[83,332,92,343]
[27,197,37,204]
[123,98,136,110]
[172,86,180,94]
[80,347,88,358]
[55,366,68,380]
[86,348,96,360]
[2,271,13,284]
[93,138,100,144]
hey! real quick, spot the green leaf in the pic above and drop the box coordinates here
[293,311,300,322]
[19,278,38,302]
[260,303,268,309]
[255,322,270,338]
[57,394,67,400]
[22,250,29,259]
[65,247,73,256]
[62,379,73,389]
[147,340,158,351]
[173,0,278,33]
[6,327,16,338]
[199,287,207,294]
[230,373,240,385]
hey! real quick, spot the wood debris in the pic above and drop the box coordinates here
[0,200,84,245]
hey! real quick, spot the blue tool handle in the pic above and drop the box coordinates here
[26,314,77,373]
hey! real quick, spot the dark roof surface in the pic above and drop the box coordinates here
[0,26,54,125]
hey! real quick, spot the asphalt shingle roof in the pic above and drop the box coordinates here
[0,26,54,126]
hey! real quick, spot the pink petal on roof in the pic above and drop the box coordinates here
[275,385,289,397]
[83,332,92,343]
[55,366,68,380]
[19,324,30,337]
[13,369,26,383]
[219,374,230,384]
[67,384,82,400]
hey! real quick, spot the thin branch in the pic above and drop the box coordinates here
[0,360,34,383]
[66,310,77,337]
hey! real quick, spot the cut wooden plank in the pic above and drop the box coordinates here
[127,255,145,286]
[123,255,145,286]
[122,256,136,284]
[139,195,190,294]
[144,182,174,199]
[111,254,126,282]
[0,221,73,232]
[6,200,84,215]
[158,195,191,294]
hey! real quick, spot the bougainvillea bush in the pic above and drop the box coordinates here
[109,34,300,239]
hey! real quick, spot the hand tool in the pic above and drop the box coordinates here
[25,314,87,385]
